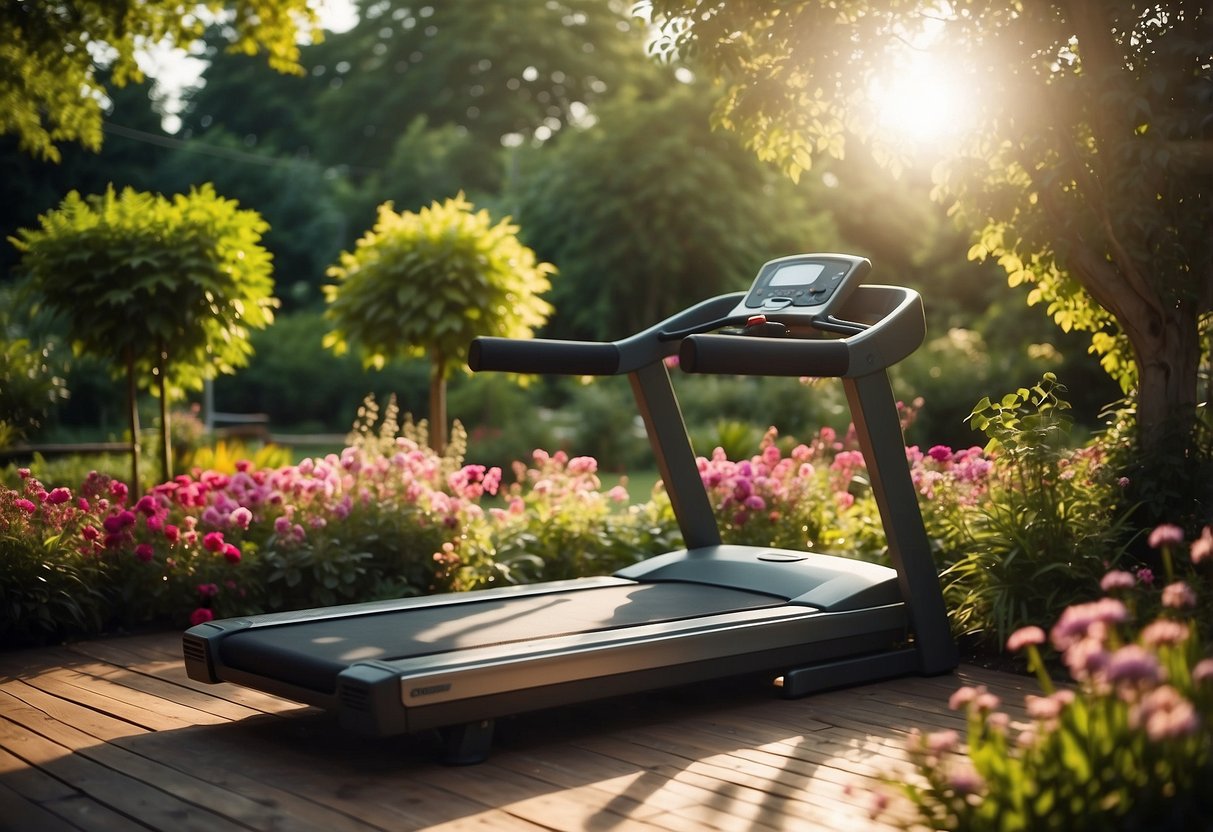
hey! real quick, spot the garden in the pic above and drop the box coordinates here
[4,1,1213,829]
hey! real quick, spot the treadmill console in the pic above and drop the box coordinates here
[735,253,870,319]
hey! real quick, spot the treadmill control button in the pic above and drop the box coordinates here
[757,552,809,562]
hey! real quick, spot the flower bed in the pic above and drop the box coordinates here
[887,525,1213,831]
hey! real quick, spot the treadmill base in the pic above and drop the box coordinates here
[777,647,924,697]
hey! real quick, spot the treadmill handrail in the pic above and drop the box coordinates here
[468,294,742,376]
[679,285,925,378]
[468,285,924,380]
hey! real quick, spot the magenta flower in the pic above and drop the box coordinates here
[196,583,220,598]
[134,543,155,563]
[164,524,180,544]
[14,498,36,513]
[46,487,72,505]
[927,445,952,462]
[189,607,215,626]
[222,543,241,564]
[203,531,225,552]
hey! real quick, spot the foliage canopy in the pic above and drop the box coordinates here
[1,0,319,162]
[323,194,554,449]
[643,0,1213,460]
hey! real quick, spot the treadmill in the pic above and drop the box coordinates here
[183,252,958,763]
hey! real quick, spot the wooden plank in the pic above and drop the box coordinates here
[0,693,338,831]
[63,638,318,718]
[1,680,383,832]
[0,778,142,832]
[0,714,246,832]
[0,628,1033,832]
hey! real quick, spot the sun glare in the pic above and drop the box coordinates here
[866,49,975,151]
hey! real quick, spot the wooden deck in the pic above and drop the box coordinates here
[0,632,1033,831]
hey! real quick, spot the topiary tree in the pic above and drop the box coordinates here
[323,194,554,453]
[11,184,277,489]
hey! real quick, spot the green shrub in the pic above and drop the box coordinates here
[930,374,1133,650]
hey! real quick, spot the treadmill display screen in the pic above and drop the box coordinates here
[768,263,825,287]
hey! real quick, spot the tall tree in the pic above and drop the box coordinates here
[642,1,1213,464]
[1,0,319,162]
[180,0,661,174]
[510,78,838,340]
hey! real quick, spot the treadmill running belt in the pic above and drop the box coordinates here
[219,581,783,694]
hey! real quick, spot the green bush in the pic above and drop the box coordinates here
[929,375,1133,650]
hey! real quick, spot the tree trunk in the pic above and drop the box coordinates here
[429,351,447,454]
[157,342,171,484]
[1126,302,1200,454]
[125,349,141,493]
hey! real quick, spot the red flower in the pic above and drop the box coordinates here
[222,543,242,564]
[189,608,215,626]
[134,543,155,563]
[203,531,225,552]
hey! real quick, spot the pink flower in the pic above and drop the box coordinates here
[925,729,959,754]
[229,506,253,530]
[1006,625,1046,652]
[1148,523,1185,548]
[1136,567,1155,586]
[1190,526,1213,565]
[947,765,985,796]
[81,525,100,541]
[109,481,128,501]
[1140,619,1190,648]
[1192,659,1213,684]
[948,686,979,711]
[164,524,180,544]
[1161,581,1197,609]
[14,498,36,513]
[1104,645,1162,688]
[1099,570,1136,592]
[135,495,158,515]
[222,543,241,564]
[1026,694,1065,721]
[189,607,215,626]
[203,531,225,552]
[46,487,72,505]
[1051,598,1128,650]
[1131,685,1198,741]
[134,543,155,563]
[197,583,220,598]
